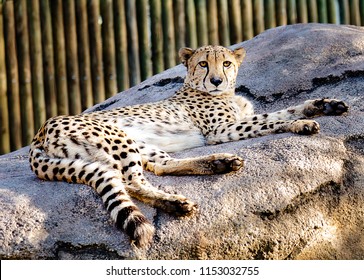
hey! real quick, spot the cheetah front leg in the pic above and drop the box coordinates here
[206,119,321,145]
[240,98,349,122]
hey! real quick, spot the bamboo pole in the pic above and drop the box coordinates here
[150,0,164,73]
[64,0,81,114]
[0,2,10,154]
[338,0,351,24]
[162,0,176,68]
[125,0,141,86]
[185,0,197,48]
[3,0,22,150]
[114,0,129,90]
[327,0,337,23]
[207,0,219,45]
[51,0,69,115]
[40,0,57,118]
[206,0,219,45]
[136,0,152,80]
[75,0,93,110]
[217,0,230,45]
[276,0,287,26]
[253,0,264,35]
[100,0,117,98]
[14,0,34,145]
[264,0,276,29]
[307,0,318,22]
[242,0,254,40]
[28,0,46,132]
[297,0,308,23]
[229,0,242,43]
[195,0,208,46]
[287,0,297,24]
[317,0,328,23]
[88,0,105,104]
[349,0,361,25]
[174,0,186,61]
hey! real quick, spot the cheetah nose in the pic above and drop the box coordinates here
[210,77,223,87]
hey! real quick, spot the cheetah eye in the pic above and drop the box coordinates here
[223,61,232,67]
[198,61,208,68]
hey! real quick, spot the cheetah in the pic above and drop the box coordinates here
[29,45,348,248]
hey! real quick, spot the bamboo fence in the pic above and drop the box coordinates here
[0,0,363,154]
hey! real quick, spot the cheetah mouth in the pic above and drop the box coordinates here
[209,89,222,93]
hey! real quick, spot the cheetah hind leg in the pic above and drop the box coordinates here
[139,145,244,176]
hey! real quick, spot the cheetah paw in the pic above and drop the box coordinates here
[320,99,349,116]
[209,153,244,174]
[291,120,320,135]
[160,195,198,217]
[304,98,349,117]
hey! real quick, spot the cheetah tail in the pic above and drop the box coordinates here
[28,146,155,248]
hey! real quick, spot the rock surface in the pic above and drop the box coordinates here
[1,23,364,259]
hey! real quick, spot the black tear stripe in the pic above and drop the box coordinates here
[202,65,210,91]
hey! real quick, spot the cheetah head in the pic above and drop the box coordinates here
[179,45,246,96]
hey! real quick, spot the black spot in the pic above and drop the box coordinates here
[129,161,136,167]
[261,125,268,130]
[99,184,113,197]
[236,125,243,131]
[53,167,59,175]
[92,132,99,137]
[78,170,86,179]
[113,154,121,161]
[244,126,252,132]
[95,178,104,188]
[107,200,121,212]
[71,175,78,183]
[126,139,133,145]
[112,146,118,151]
[59,168,66,175]
[68,168,75,175]
[114,139,121,144]
[85,172,95,182]
[115,206,138,229]
[122,166,129,173]
[120,152,127,158]
[104,192,118,207]
[128,149,136,153]
[33,162,39,168]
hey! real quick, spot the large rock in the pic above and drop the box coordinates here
[1,23,364,259]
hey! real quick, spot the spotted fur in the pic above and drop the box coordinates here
[29,45,348,248]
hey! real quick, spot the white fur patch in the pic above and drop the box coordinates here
[117,119,205,153]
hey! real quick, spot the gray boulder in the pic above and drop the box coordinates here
[1,23,364,259]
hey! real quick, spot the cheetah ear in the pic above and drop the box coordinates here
[233,47,246,66]
[179,47,195,67]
